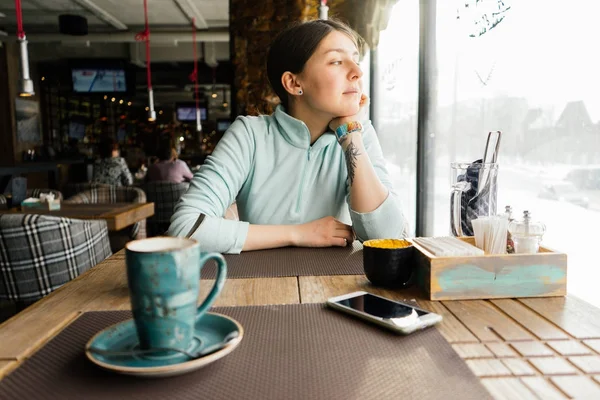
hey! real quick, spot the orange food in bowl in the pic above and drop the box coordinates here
[363,239,414,288]
[363,239,412,249]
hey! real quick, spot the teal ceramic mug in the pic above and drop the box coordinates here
[125,237,227,353]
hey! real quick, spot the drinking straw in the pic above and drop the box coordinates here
[472,218,485,251]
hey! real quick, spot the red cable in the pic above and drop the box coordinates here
[15,0,25,39]
[135,0,152,91]
[191,18,199,114]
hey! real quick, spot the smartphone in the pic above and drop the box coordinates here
[326,291,442,335]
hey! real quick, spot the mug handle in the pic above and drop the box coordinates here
[195,252,227,323]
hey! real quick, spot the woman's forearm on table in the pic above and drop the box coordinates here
[242,224,295,251]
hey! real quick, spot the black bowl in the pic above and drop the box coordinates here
[363,239,414,289]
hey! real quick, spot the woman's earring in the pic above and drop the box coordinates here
[298,89,303,95]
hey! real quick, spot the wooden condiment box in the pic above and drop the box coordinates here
[412,237,567,301]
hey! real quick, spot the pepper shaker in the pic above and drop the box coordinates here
[505,205,514,253]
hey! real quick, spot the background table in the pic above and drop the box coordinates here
[0,203,154,231]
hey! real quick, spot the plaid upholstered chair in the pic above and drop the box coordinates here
[64,186,147,251]
[26,189,64,201]
[62,182,103,199]
[0,214,112,308]
[142,181,189,236]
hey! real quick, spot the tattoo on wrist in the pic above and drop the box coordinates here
[339,135,349,147]
[344,139,361,185]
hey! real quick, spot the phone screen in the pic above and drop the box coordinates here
[334,293,428,320]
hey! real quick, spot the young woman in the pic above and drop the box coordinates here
[168,19,407,253]
[146,140,193,183]
[92,138,133,187]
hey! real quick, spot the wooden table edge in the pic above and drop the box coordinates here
[102,202,155,231]
[0,360,18,380]
[17,311,81,362]
[0,311,81,381]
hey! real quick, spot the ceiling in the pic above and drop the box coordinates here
[0,0,230,63]
[0,0,229,33]
[0,1,232,106]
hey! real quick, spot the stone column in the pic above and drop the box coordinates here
[230,0,318,116]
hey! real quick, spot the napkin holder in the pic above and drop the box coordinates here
[21,198,61,211]
[412,237,567,301]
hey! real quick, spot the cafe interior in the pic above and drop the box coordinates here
[0,0,600,398]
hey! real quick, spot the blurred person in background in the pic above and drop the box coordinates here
[146,138,193,183]
[92,137,133,186]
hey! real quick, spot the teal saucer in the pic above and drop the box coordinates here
[85,312,243,378]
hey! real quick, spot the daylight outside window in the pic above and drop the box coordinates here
[431,0,600,307]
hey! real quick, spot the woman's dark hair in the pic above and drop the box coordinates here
[267,19,362,109]
[158,138,174,162]
[98,138,118,159]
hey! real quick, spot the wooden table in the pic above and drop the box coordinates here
[0,203,154,231]
[1,252,599,399]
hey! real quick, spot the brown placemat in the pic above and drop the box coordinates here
[202,241,364,279]
[0,304,490,400]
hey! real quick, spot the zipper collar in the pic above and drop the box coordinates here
[273,105,336,151]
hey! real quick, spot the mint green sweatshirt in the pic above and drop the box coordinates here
[168,105,407,253]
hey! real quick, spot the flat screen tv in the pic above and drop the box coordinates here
[69,60,134,95]
[72,68,127,93]
[176,104,207,122]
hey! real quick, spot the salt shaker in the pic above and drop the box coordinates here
[508,211,546,254]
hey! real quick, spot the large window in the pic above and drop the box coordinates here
[432,0,600,307]
[374,0,419,237]
[376,0,600,307]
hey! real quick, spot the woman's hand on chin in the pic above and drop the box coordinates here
[329,94,369,132]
